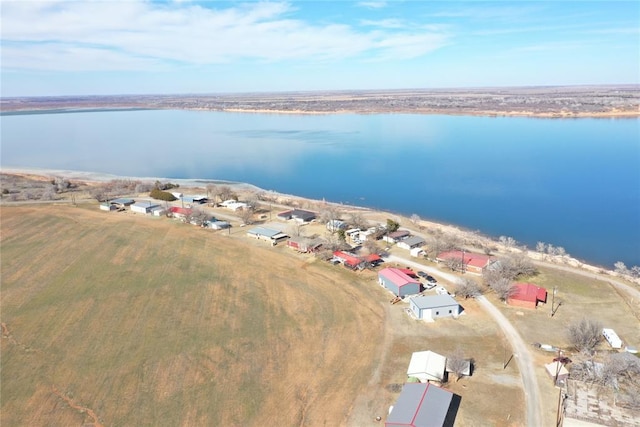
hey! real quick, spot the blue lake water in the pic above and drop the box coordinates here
[2,110,639,268]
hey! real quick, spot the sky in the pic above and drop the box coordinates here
[1,0,639,96]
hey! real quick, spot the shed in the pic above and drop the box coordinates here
[151,206,167,217]
[406,350,447,383]
[409,295,460,321]
[507,283,547,309]
[130,201,160,214]
[397,236,426,250]
[378,267,421,297]
[385,382,459,427]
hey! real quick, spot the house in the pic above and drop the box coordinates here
[397,236,426,251]
[220,200,248,211]
[409,295,460,321]
[277,209,316,223]
[169,206,192,220]
[406,350,447,383]
[383,230,411,243]
[287,237,323,253]
[246,226,289,245]
[602,328,623,349]
[130,201,160,214]
[99,202,117,211]
[378,267,421,297]
[151,206,167,217]
[333,251,365,270]
[109,198,135,207]
[507,283,547,309]
[386,382,459,427]
[326,219,348,232]
[436,251,494,275]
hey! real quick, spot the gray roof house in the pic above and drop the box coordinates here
[246,226,289,245]
[130,201,160,214]
[385,382,460,427]
[409,295,460,321]
[397,236,426,250]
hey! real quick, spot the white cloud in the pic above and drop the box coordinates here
[357,1,388,9]
[1,0,449,72]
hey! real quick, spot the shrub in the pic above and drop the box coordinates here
[150,188,176,201]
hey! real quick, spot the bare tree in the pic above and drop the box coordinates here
[238,206,255,225]
[444,256,465,273]
[348,211,369,230]
[614,261,629,276]
[567,318,602,355]
[286,221,304,238]
[410,213,422,229]
[455,278,483,299]
[488,277,516,301]
[206,183,219,205]
[499,235,517,249]
[363,238,382,255]
[218,185,235,202]
[536,241,547,259]
[186,207,210,226]
[447,348,470,382]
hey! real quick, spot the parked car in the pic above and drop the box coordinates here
[417,271,428,278]
[436,286,448,295]
[423,282,437,290]
[426,275,437,283]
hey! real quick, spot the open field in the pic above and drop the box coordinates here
[1,204,529,426]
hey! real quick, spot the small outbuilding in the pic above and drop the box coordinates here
[545,361,570,384]
[406,350,447,383]
[409,295,460,321]
[378,267,421,297]
[100,202,117,211]
[287,237,323,253]
[436,250,494,275]
[507,283,547,309]
[385,382,459,427]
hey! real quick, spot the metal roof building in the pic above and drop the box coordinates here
[406,350,447,383]
[385,382,459,427]
[378,267,421,297]
[409,295,460,321]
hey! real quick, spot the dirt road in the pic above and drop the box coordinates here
[385,254,543,427]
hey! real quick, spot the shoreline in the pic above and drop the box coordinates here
[3,165,638,282]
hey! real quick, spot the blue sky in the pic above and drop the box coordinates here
[1,1,638,96]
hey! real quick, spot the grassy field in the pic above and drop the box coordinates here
[1,205,386,426]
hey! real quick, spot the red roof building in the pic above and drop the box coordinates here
[436,250,494,274]
[169,206,193,218]
[333,251,365,269]
[508,283,548,309]
[378,267,421,297]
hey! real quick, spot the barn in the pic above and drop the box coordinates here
[169,206,192,220]
[507,283,548,309]
[409,295,460,321]
[287,237,323,253]
[130,201,160,214]
[378,267,421,297]
[386,382,459,427]
[246,226,289,245]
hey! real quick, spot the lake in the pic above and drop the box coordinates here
[1,109,639,268]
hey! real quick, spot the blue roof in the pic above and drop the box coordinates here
[247,227,282,238]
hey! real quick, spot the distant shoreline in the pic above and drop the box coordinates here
[2,85,638,118]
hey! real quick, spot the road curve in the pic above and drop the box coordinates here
[384,254,542,427]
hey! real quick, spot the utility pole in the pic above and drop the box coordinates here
[551,287,559,317]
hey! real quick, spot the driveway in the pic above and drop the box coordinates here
[384,254,543,427]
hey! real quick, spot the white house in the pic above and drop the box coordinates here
[602,328,623,349]
[409,294,460,321]
[99,203,117,211]
[410,247,426,258]
[406,350,447,383]
[220,200,248,211]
